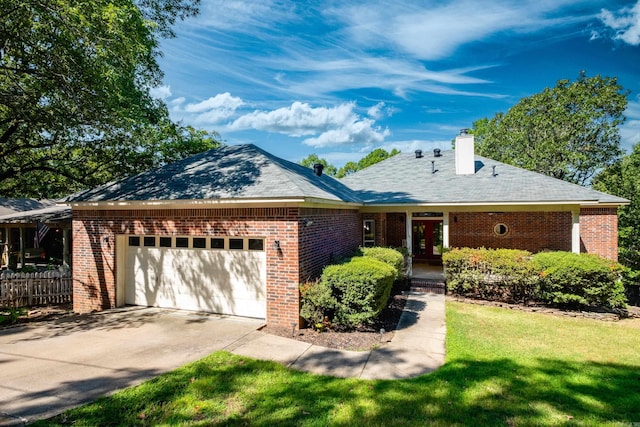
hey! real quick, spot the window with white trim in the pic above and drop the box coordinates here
[363,220,375,247]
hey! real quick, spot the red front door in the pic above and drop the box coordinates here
[412,220,443,260]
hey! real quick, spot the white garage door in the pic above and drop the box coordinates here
[124,236,266,318]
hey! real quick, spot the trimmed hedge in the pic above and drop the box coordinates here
[299,279,336,328]
[443,248,627,309]
[357,246,405,279]
[322,256,396,328]
[443,247,538,303]
[532,252,626,309]
[299,247,404,329]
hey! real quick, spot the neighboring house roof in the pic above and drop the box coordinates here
[65,144,361,205]
[0,205,71,224]
[0,198,55,216]
[341,150,628,206]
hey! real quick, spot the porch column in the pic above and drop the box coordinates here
[63,228,71,267]
[19,227,25,269]
[442,211,450,249]
[572,209,580,254]
[405,210,412,277]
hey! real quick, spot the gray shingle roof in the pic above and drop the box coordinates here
[0,198,55,216]
[65,144,361,204]
[0,205,71,224]
[341,150,628,205]
[65,145,627,207]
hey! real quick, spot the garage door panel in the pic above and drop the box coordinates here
[125,244,266,318]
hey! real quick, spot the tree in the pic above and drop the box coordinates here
[0,0,211,198]
[336,148,400,178]
[335,161,358,178]
[592,143,640,271]
[300,148,401,178]
[356,148,400,171]
[299,154,338,177]
[472,72,628,186]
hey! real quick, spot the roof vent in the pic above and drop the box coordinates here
[433,148,442,157]
[415,150,423,158]
[460,128,469,135]
[313,163,324,176]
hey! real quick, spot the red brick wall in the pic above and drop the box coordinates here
[386,213,406,247]
[298,208,360,280]
[580,207,618,261]
[449,211,573,253]
[73,206,362,327]
[72,207,303,327]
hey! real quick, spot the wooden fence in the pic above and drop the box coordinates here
[0,271,72,308]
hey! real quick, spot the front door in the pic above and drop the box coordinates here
[412,221,443,260]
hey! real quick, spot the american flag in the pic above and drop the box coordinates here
[34,221,50,248]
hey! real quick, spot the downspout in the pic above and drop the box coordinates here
[572,210,580,254]
[405,211,412,277]
[442,212,450,250]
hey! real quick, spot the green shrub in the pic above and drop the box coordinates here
[0,307,26,326]
[322,256,395,328]
[357,246,405,279]
[443,247,538,303]
[532,252,627,309]
[299,279,336,329]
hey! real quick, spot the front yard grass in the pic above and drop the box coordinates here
[37,302,640,426]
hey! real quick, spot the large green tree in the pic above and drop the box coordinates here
[592,143,640,271]
[0,0,219,198]
[299,154,338,177]
[299,148,400,178]
[472,72,628,186]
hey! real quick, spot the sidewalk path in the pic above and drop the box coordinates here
[228,292,446,379]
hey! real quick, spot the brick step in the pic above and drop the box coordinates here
[410,280,446,294]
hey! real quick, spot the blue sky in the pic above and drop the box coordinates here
[151,0,640,167]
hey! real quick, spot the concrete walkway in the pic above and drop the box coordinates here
[228,292,446,379]
[0,292,445,425]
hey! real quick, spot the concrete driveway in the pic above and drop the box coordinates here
[0,307,263,426]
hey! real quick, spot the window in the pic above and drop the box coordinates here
[248,238,264,251]
[128,236,140,246]
[193,237,206,248]
[159,237,172,247]
[210,238,225,249]
[229,238,244,250]
[143,236,156,247]
[363,220,375,247]
[175,237,189,248]
[494,223,509,236]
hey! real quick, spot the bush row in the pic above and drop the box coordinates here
[300,247,402,329]
[443,248,627,309]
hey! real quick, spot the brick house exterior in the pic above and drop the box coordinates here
[67,141,628,327]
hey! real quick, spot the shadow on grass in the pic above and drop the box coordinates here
[34,352,640,426]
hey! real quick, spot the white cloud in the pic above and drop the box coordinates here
[332,0,588,61]
[303,119,390,148]
[230,101,390,147]
[184,93,244,113]
[150,85,172,100]
[621,96,640,151]
[174,93,244,124]
[367,102,386,119]
[599,1,640,45]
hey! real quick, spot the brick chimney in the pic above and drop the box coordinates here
[455,129,475,175]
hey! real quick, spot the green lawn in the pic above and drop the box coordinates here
[37,302,640,426]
